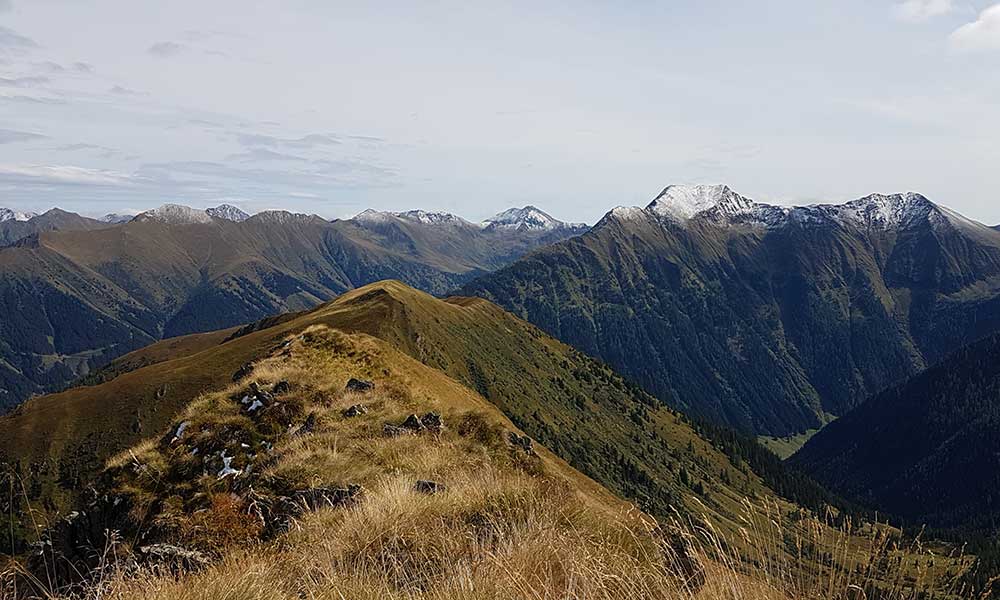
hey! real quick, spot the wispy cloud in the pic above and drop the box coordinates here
[0,164,139,186]
[0,26,38,53]
[137,157,397,191]
[226,148,310,162]
[56,143,122,159]
[0,93,67,105]
[236,132,342,149]
[180,29,247,42]
[109,85,146,96]
[147,41,185,58]
[0,75,50,88]
[950,4,1000,52]
[892,0,953,22]
[32,61,94,74]
[0,129,47,144]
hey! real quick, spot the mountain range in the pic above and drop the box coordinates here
[462,184,1000,436]
[0,203,586,411]
[0,208,984,596]
[0,208,112,246]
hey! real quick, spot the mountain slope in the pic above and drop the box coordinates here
[1,280,969,597]
[0,281,778,528]
[345,206,588,274]
[0,210,586,411]
[7,306,707,598]
[461,186,1000,435]
[791,332,1000,533]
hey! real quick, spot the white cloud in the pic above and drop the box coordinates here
[0,164,140,186]
[0,129,47,144]
[147,41,185,58]
[0,26,38,52]
[892,0,953,22]
[950,4,1000,51]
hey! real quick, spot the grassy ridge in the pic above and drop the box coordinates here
[4,303,974,599]
[0,281,975,597]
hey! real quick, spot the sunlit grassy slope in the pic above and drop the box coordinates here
[1,281,974,598]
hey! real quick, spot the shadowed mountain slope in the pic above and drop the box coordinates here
[792,332,1000,533]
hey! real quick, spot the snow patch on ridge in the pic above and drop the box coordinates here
[395,209,472,226]
[483,206,584,232]
[606,185,968,233]
[206,204,251,222]
[101,213,135,224]
[134,204,213,225]
[648,185,740,221]
[0,208,37,222]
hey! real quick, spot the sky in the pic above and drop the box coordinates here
[0,0,998,224]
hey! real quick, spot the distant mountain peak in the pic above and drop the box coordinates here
[206,203,251,222]
[352,209,394,224]
[134,203,213,225]
[0,207,38,222]
[395,209,471,226]
[647,184,755,222]
[831,192,935,229]
[609,185,966,233]
[247,209,324,225]
[484,206,584,232]
[351,209,472,227]
[101,213,135,224]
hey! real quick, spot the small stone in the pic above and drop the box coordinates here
[272,380,291,395]
[342,404,368,418]
[248,382,274,403]
[169,421,191,445]
[232,363,253,382]
[294,484,363,511]
[400,414,425,431]
[383,423,413,437]
[346,378,374,393]
[293,413,317,437]
[414,480,446,495]
[507,431,536,456]
[420,412,444,433]
[139,544,210,569]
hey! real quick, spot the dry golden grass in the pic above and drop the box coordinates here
[2,325,980,600]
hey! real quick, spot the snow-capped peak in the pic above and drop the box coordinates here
[827,192,934,229]
[133,204,213,225]
[601,185,954,233]
[206,203,251,222]
[352,209,394,224]
[248,210,322,225]
[101,213,135,224]
[394,210,470,226]
[351,208,472,227]
[483,206,583,232]
[647,184,754,222]
[0,208,38,222]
